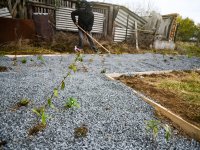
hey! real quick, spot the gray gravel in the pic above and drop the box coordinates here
[0,53,200,150]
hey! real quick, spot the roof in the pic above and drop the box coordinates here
[90,1,147,24]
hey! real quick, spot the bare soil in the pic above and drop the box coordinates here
[115,70,200,128]
[0,66,8,72]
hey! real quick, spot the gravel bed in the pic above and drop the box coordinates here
[0,53,200,150]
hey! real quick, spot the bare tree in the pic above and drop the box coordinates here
[130,0,158,16]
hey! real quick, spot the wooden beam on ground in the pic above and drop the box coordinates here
[105,69,200,142]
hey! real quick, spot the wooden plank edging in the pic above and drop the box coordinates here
[105,70,200,142]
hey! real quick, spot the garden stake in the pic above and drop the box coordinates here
[76,24,111,54]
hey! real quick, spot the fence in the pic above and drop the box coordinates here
[56,7,104,33]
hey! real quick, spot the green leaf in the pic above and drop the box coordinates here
[65,97,80,109]
[75,53,83,62]
[68,64,77,73]
[41,111,47,125]
[61,81,65,90]
[67,72,71,76]
[153,126,158,139]
[19,98,30,106]
[75,103,80,108]
[21,58,27,64]
[145,120,160,140]
[37,55,45,62]
[53,88,58,97]
[32,108,41,116]
[48,98,55,109]
[164,124,171,142]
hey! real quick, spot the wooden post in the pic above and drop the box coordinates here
[108,5,114,38]
[125,14,129,41]
[135,21,139,50]
[104,8,108,37]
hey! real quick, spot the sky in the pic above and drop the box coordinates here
[88,0,200,24]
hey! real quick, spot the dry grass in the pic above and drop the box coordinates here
[0,32,200,56]
[155,71,200,104]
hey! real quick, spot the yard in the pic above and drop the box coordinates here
[0,52,200,149]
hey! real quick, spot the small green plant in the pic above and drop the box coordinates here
[21,57,27,64]
[146,120,160,141]
[68,63,77,73]
[65,97,80,109]
[11,98,30,111]
[47,98,55,109]
[37,55,45,63]
[75,53,83,62]
[53,88,59,97]
[32,107,49,125]
[29,52,85,135]
[146,120,172,143]
[19,98,30,106]
[61,81,65,90]
[163,124,172,142]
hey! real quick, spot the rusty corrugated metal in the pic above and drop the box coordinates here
[0,7,12,18]
[56,7,104,33]
[0,17,35,43]
[32,13,54,41]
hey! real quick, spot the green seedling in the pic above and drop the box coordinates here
[47,98,55,109]
[75,53,83,62]
[61,81,65,90]
[68,63,77,73]
[21,57,27,64]
[146,120,160,141]
[65,97,80,109]
[32,107,49,125]
[19,98,30,106]
[163,124,172,142]
[32,106,45,116]
[37,55,45,63]
[53,88,58,97]
[11,98,30,111]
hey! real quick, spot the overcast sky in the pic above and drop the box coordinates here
[88,0,200,24]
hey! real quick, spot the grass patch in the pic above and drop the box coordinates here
[156,71,200,104]
[176,42,200,57]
